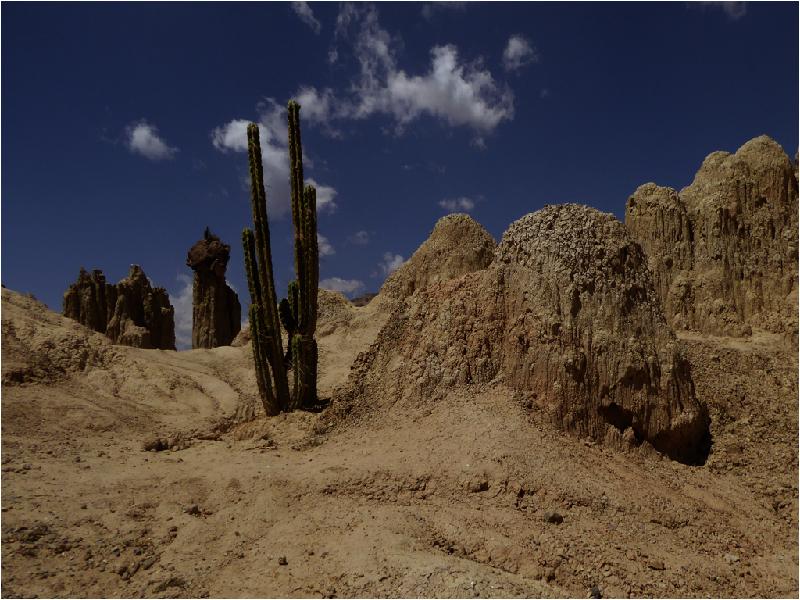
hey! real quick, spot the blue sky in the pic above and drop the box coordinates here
[3,1,798,348]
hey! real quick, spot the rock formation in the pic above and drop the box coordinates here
[63,268,115,334]
[380,213,496,300]
[63,265,175,350]
[186,228,241,349]
[626,135,798,338]
[341,205,710,463]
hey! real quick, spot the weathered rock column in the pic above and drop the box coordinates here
[64,265,175,350]
[187,228,241,349]
[63,268,114,334]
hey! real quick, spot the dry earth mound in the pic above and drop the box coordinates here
[626,135,799,338]
[380,213,496,301]
[3,289,120,385]
[340,205,709,463]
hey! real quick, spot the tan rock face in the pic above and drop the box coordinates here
[105,266,175,350]
[63,268,115,334]
[380,213,496,301]
[63,265,175,350]
[626,135,799,338]
[186,229,241,349]
[342,204,709,463]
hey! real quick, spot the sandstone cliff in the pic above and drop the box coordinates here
[339,205,709,463]
[186,229,241,349]
[63,265,175,350]
[626,135,798,338]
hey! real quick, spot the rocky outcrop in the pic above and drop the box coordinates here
[341,205,710,463]
[105,266,175,350]
[63,268,115,334]
[380,214,496,301]
[626,135,798,338]
[63,265,175,350]
[186,229,241,349]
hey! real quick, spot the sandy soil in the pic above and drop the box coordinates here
[1,288,797,598]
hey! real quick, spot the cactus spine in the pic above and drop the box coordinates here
[286,101,319,409]
[242,123,290,415]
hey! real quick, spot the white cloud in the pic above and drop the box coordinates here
[126,121,178,160]
[295,86,335,123]
[210,100,338,216]
[291,1,322,33]
[310,3,514,142]
[379,45,514,133]
[438,196,475,212]
[502,35,539,72]
[699,1,747,20]
[348,230,370,245]
[320,277,365,296]
[171,273,193,350]
[318,233,335,257]
[380,252,405,275]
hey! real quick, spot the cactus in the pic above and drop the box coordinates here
[242,102,319,415]
[242,123,290,415]
[285,101,319,409]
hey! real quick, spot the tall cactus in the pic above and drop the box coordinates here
[286,101,319,409]
[242,123,290,416]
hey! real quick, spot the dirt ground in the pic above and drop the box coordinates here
[1,288,797,598]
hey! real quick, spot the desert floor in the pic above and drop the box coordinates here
[1,288,797,598]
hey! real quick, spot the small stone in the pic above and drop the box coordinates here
[184,505,201,516]
[590,585,602,599]
[647,558,665,570]
[278,556,288,566]
[724,553,740,564]
[467,479,489,493]
[80,504,87,510]
[544,511,564,524]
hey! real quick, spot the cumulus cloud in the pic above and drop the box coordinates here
[125,121,178,160]
[502,34,539,72]
[291,1,322,33]
[438,196,475,212]
[310,3,514,142]
[210,100,338,216]
[318,233,335,257]
[294,86,335,123]
[698,1,747,20]
[348,230,370,245]
[320,277,365,296]
[380,252,405,275]
[171,273,193,350]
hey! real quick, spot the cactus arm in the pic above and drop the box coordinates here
[244,125,291,413]
[287,101,307,331]
[303,184,319,333]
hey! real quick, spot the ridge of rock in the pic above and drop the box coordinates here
[626,134,798,338]
[63,265,176,350]
[338,204,709,464]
